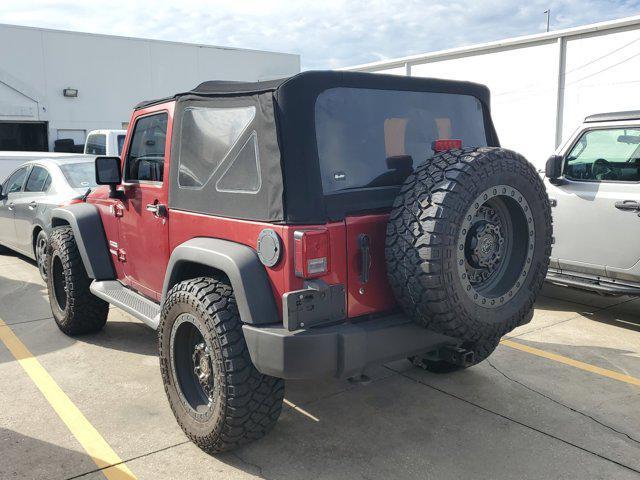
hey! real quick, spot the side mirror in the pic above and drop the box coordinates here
[95,156,122,198]
[0,185,5,201]
[545,155,563,185]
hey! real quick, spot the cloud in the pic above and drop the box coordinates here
[1,0,639,69]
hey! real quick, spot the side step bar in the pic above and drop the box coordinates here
[546,272,640,296]
[90,280,161,329]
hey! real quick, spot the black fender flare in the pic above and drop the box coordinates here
[50,204,116,280]
[161,237,278,325]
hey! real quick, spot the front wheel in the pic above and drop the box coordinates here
[159,277,284,453]
[46,226,108,335]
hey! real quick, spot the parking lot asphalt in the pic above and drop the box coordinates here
[0,250,639,480]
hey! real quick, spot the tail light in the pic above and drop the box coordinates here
[294,229,330,278]
[433,139,462,152]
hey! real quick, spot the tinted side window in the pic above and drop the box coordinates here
[216,132,261,193]
[565,128,640,182]
[85,134,107,155]
[126,113,168,182]
[117,135,126,155]
[178,106,256,188]
[5,167,29,194]
[25,166,50,192]
[42,175,52,192]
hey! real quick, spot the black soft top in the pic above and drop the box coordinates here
[136,71,492,111]
[159,71,499,224]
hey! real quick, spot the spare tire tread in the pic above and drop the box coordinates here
[386,147,552,343]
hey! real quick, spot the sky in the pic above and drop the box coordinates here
[1,0,640,69]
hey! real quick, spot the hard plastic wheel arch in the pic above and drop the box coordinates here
[50,204,116,280]
[161,237,279,325]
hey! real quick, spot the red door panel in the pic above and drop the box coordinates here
[90,189,126,280]
[120,182,169,299]
[117,103,174,301]
[345,214,396,317]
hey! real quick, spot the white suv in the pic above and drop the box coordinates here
[545,110,640,295]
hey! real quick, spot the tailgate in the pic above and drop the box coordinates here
[345,214,397,317]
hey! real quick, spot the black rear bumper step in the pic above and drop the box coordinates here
[243,314,457,380]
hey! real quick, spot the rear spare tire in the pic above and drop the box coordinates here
[386,147,552,343]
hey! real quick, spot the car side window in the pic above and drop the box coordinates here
[125,113,168,182]
[25,166,50,193]
[4,166,29,194]
[117,135,126,155]
[85,134,107,155]
[565,128,640,182]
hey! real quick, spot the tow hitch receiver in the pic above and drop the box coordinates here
[438,345,475,367]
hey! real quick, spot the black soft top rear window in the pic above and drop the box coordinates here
[315,87,487,193]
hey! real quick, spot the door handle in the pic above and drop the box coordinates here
[614,200,640,211]
[358,234,371,284]
[146,203,167,217]
[28,201,37,210]
[7,202,14,211]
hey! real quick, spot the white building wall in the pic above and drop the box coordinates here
[410,41,559,166]
[561,28,640,147]
[346,16,640,168]
[0,23,300,150]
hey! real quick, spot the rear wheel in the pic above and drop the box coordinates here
[47,226,108,335]
[35,230,48,281]
[159,277,284,453]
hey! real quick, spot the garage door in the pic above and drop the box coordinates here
[0,121,48,151]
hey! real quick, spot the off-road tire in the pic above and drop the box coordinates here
[386,147,552,343]
[159,277,284,453]
[46,226,109,335]
[410,335,501,373]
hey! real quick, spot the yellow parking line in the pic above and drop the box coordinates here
[501,339,640,387]
[0,318,137,480]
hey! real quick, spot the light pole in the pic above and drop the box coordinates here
[544,9,551,32]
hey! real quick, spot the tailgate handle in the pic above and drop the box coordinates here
[614,200,640,212]
[358,234,371,284]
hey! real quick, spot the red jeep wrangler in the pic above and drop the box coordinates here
[46,71,552,452]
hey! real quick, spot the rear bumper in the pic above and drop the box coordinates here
[242,313,456,380]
